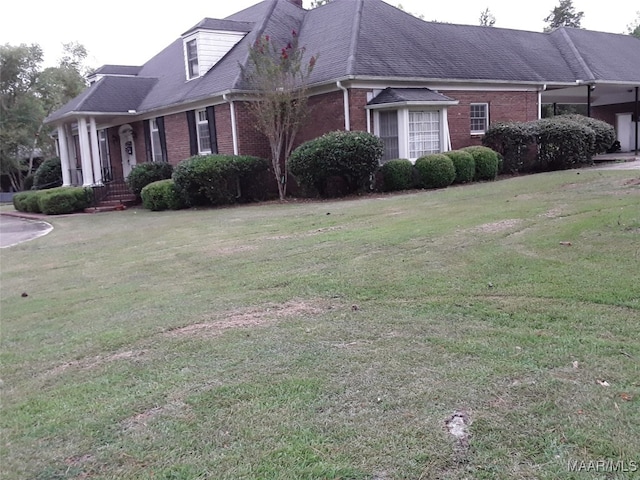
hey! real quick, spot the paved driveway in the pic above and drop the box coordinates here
[0,215,53,248]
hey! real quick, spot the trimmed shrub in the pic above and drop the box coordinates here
[482,122,535,173]
[13,191,40,213]
[126,162,174,197]
[380,159,414,191]
[33,157,62,190]
[461,146,500,180]
[141,179,185,211]
[414,154,456,189]
[531,118,595,170]
[444,150,476,184]
[556,114,616,155]
[172,155,269,207]
[38,187,93,215]
[288,131,383,197]
[13,187,92,214]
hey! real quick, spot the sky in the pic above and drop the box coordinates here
[2,0,637,69]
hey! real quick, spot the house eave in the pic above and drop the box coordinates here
[366,100,460,110]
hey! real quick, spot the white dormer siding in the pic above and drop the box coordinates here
[183,29,247,81]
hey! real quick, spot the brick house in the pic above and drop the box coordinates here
[45,0,640,194]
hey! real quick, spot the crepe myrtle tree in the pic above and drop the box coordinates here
[242,31,317,200]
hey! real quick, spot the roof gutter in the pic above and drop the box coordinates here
[223,93,239,155]
[336,81,350,131]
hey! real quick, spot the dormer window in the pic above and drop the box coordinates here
[186,39,199,79]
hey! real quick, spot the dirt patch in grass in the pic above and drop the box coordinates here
[623,178,640,186]
[445,410,472,462]
[166,300,326,338]
[470,219,522,233]
[539,205,567,218]
[265,226,343,241]
[45,350,146,377]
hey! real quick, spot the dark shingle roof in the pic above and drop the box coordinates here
[182,18,254,36]
[47,0,640,124]
[368,88,457,106]
[89,65,142,76]
[46,76,157,122]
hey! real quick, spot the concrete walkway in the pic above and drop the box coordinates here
[0,215,53,248]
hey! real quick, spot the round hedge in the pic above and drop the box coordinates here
[414,154,456,189]
[380,159,414,191]
[461,146,500,181]
[288,131,383,197]
[444,150,475,184]
[141,179,185,211]
[126,162,174,197]
[33,157,62,190]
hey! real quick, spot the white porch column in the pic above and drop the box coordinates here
[89,117,102,185]
[77,117,94,187]
[57,124,72,186]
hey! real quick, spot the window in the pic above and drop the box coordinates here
[409,110,440,157]
[186,39,199,79]
[379,111,399,162]
[196,110,211,154]
[150,119,163,162]
[98,129,112,181]
[470,103,489,134]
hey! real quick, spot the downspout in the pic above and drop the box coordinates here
[538,84,547,119]
[223,94,239,155]
[587,85,592,117]
[635,86,639,155]
[337,81,351,131]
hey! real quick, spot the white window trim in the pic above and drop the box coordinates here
[470,102,489,136]
[150,119,163,163]
[374,107,450,162]
[184,38,199,80]
[196,109,212,155]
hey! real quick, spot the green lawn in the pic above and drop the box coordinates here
[1,169,639,479]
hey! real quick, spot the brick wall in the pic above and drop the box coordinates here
[592,102,637,127]
[234,102,272,159]
[297,90,347,144]
[164,112,191,165]
[443,90,539,149]
[215,104,235,155]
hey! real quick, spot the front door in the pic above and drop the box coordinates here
[119,124,137,178]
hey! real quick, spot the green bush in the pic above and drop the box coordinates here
[482,122,535,172]
[33,157,62,190]
[414,154,456,189]
[38,187,93,215]
[556,114,616,155]
[444,150,476,184]
[461,146,500,180]
[141,179,185,211]
[13,191,40,213]
[288,131,383,197]
[380,159,414,191]
[531,118,595,170]
[23,174,35,191]
[172,155,269,207]
[126,162,174,197]
[13,187,92,214]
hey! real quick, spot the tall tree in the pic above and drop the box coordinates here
[0,42,89,190]
[242,32,316,200]
[627,11,640,39]
[479,7,496,27]
[544,0,584,31]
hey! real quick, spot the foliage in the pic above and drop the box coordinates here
[13,186,92,214]
[33,157,62,190]
[172,155,269,207]
[141,179,185,211]
[479,8,496,26]
[126,162,174,197]
[380,159,414,191]
[461,146,500,180]
[627,11,640,39]
[444,150,476,183]
[531,117,595,170]
[482,122,535,173]
[414,154,456,189]
[556,114,616,155]
[544,0,583,31]
[1,42,89,191]
[242,33,316,200]
[288,131,383,197]
[23,174,34,191]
